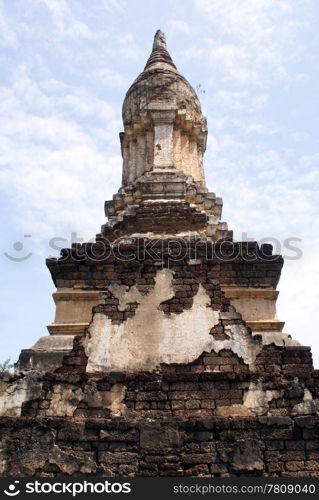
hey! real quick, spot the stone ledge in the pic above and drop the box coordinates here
[53,291,101,302]
[47,323,89,335]
[246,320,285,332]
[222,287,279,299]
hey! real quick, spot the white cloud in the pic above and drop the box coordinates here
[212,89,268,111]
[167,19,190,34]
[0,67,122,244]
[191,0,307,86]
[0,0,18,48]
[299,153,319,171]
[96,68,128,89]
[245,123,278,136]
[101,0,127,12]
[117,33,141,61]
[196,0,294,42]
[38,0,96,39]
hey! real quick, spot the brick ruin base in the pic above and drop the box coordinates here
[1,362,319,477]
[1,241,319,477]
[1,414,319,477]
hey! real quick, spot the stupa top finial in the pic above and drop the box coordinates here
[144,29,177,71]
[152,29,167,50]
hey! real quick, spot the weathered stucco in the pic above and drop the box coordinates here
[292,387,319,416]
[0,377,42,417]
[84,269,219,371]
[215,381,284,418]
[84,269,261,372]
[0,424,97,476]
[43,381,126,418]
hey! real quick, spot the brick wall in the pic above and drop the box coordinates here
[46,240,283,290]
[12,361,318,421]
[1,415,319,477]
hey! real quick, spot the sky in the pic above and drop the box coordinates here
[0,0,319,366]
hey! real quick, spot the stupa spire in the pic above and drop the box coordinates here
[121,30,208,188]
[144,29,177,70]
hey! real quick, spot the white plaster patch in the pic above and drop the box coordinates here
[243,381,283,416]
[292,387,319,415]
[82,381,127,416]
[221,324,262,368]
[0,441,7,474]
[253,332,300,347]
[0,378,42,417]
[153,123,174,168]
[215,405,254,417]
[84,269,261,372]
[43,382,126,418]
[216,381,283,417]
[45,385,83,417]
[303,388,313,401]
[107,383,126,417]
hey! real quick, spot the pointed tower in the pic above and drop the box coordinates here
[122,29,206,184]
[2,31,319,478]
[99,30,230,242]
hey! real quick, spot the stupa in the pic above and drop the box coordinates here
[1,31,318,478]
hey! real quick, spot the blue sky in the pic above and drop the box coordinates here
[1,0,319,365]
